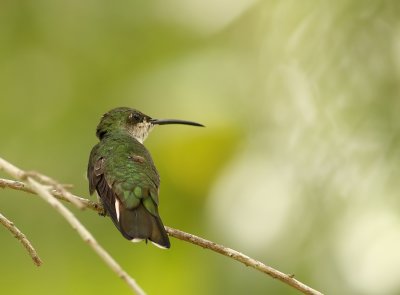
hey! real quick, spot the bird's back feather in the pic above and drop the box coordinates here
[88,132,170,248]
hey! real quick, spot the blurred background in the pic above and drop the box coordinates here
[1,1,399,294]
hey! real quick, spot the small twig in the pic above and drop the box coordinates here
[24,170,85,209]
[0,178,101,212]
[0,158,145,295]
[0,212,42,266]
[0,174,323,295]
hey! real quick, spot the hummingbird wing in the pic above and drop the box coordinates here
[88,138,170,248]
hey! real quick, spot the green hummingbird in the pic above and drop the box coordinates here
[87,107,203,249]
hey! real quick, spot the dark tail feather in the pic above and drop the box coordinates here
[118,203,170,249]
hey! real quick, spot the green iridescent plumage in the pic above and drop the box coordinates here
[88,107,203,249]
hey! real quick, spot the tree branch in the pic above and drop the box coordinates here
[0,158,145,295]
[24,170,85,209]
[0,178,102,212]
[0,212,42,266]
[165,227,321,295]
[0,158,324,295]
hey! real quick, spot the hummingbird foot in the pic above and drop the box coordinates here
[98,208,108,217]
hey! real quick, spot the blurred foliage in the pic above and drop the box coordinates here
[1,1,400,294]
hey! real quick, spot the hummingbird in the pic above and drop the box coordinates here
[87,107,203,249]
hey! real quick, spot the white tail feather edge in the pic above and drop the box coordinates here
[151,241,168,249]
[115,199,120,221]
[131,238,144,243]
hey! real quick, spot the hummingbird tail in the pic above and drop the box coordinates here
[118,203,171,249]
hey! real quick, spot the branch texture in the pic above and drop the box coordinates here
[0,158,145,295]
[0,212,42,266]
[165,227,321,295]
[0,158,324,295]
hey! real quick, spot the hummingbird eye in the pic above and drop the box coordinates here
[128,112,141,122]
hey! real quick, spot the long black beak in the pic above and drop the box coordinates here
[151,118,204,127]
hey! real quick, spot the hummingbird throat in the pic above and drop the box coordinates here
[126,121,154,144]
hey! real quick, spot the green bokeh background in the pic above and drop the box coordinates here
[1,1,400,294]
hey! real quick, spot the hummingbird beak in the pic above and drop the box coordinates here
[150,118,204,127]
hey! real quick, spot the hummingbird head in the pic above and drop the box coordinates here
[96,107,204,143]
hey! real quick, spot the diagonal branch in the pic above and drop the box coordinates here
[165,227,321,295]
[0,178,102,211]
[0,212,42,266]
[24,171,85,209]
[0,158,145,295]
